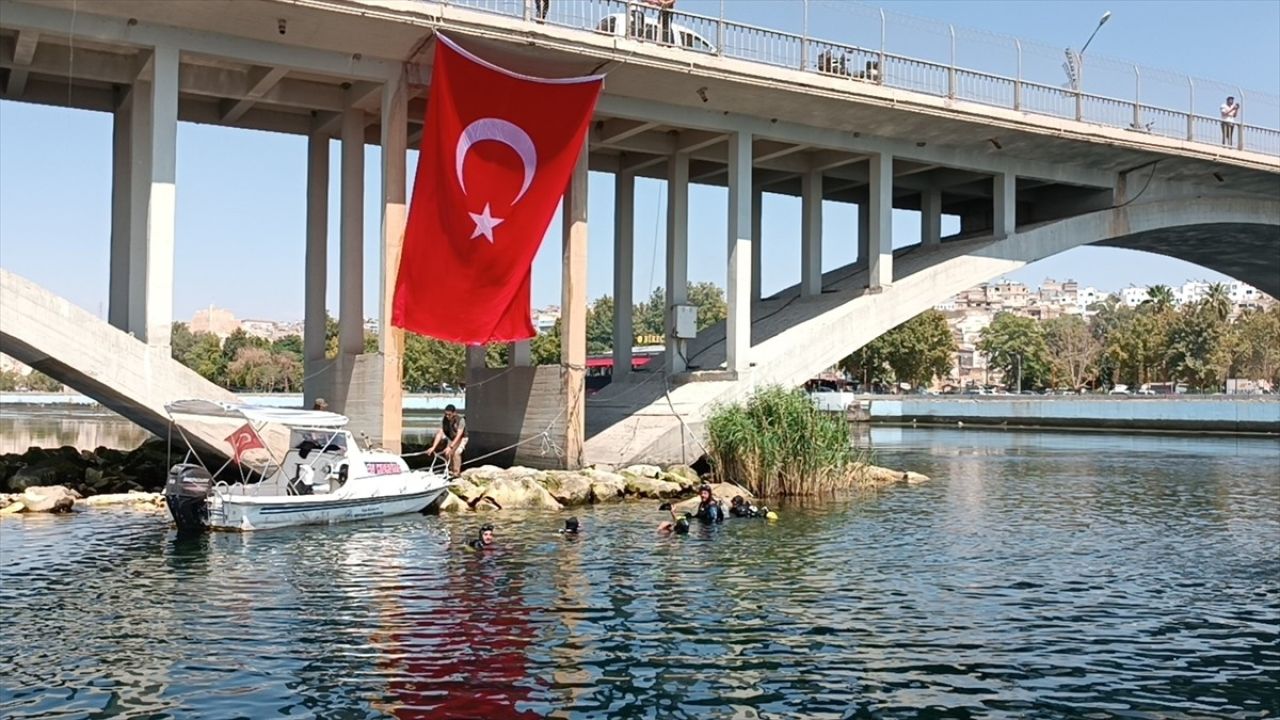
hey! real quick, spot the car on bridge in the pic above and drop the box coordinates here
[595,12,717,54]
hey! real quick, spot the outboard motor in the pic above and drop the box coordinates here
[165,463,212,534]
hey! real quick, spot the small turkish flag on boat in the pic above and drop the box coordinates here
[392,34,604,344]
[225,423,265,464]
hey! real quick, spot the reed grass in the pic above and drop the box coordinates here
[705,385,871,496]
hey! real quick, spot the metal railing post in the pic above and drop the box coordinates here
[717,0,724,57]
[801,0,809,70]
[1132,65,1141,129]
[1237,88,1246,151]
[878,8,886,86]
[1014,39,1022,111]
[1186,76,1194,141]
[1075,50,1084,121]
[947,24,956,99]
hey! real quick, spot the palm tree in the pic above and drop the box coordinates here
[1143,284,1176,313]
[1204,283,1232,321]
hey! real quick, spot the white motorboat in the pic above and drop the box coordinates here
[162,399,450,532]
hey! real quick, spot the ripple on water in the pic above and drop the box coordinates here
[1,429,1278,719]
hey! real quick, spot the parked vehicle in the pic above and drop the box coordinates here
[595,12,716,53]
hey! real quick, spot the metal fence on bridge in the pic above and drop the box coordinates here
[430,0,1280,158]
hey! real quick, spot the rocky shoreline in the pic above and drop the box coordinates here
[0,441,929,516]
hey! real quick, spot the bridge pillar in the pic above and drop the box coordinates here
[561,140,589,469]
[726,130,753,373]
[379,69,408,453]
[612,170,635,381]
[857,196,869,268]
[665,152,689,375]
[994,171,1016,238]
[303,124,329,408]
[921,187,942,246]
[108,89,134,333]
[867,152,894,290]
[143,46,179,351]
[339,106,365,358]
[751,187,763,304]
[801,170,823,298]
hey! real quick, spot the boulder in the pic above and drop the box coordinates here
[423,491,470,514]
[624,474,684,499]
[901,471,930,485]
[8,459,85,492]
[0,501,24,515]
[583,469,626,503]
[20,485,76,513]
[541,471,593,506]
[449,478,486,504]
[663,464,701,489]
[477,476,562,511]
[619,464,662,479]
[77,492,165,509]
[855,463,920,486]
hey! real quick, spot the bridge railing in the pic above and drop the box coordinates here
[435,0,1280,158]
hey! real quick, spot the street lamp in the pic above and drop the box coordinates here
[1064,11,1111,91]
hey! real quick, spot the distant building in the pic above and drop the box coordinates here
[240,319,279,340]
[191,306,239,338]
[533,306,560,333]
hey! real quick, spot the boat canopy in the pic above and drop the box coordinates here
[165,399,349,429]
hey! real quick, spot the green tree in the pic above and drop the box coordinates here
[1143,284,1176,313]
[531,319,561,365]
[839,337,893,388]
[402,333,467,390]
[586,295,615,354]
[978,312,1051,390]
[225,346,280,392]
[272,334,304,358]
[633,287,666,339]
[24,371,64,392]
[170,322,196,363]
[1166,301,1231,391]
[1204,283,1232,322]
[183,332,227,384]
[221,328,269,369]
[1231,306,1280,386]
[1043,315,1101,389]
[687,281,728,331]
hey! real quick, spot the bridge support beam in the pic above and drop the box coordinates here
[339,106,365,358]
[921,187,942,246]
[751,187,763,304]
[726,130,753,373]
[379,68,407,452]
[857,196,869,268]
[561,140,589,469]
[994,171,1017,238]
[303,125,329,407]
[612,171,635,381]
[801,170,823,298]
[108,89,134,333]
[665,152,689,375]
[867,152,893,290]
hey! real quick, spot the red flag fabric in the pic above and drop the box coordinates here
[224,423,265,464]
[393,35,604,344]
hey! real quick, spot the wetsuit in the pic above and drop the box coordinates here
[695,499,724,524]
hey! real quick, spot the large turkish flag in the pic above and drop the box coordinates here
[392,35,604,344]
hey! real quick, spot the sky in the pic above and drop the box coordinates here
[1,0,1277,323]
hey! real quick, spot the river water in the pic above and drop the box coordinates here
[1,416,1277,719]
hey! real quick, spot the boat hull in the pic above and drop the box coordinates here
[206,486,448,531]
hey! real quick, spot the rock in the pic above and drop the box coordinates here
[624,474,684,499]
[619,464,662,479]
[423,491,470,514]
[855,463,924,486]
[449,478,486,504]
[8,458,85,491]
[583,469,626,503]
[460,465,508,487]
[663,464,701,489]
[77,492,165,509]
[0,501,24,515]
[477,477,562,511]
[541,471,593,506]
[901,471,930,485]
[20,485,76,513]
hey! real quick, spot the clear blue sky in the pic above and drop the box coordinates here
[1,0,1276,322]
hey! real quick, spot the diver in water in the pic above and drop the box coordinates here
[728,495,777,520]
[693,484,725,524]
[468,523,495,550]
[559,517,580,536]
[656,502,692,535]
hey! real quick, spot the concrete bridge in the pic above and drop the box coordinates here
[1,0,1277,468]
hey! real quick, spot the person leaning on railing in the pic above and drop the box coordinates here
[1220,96,1239,146]
[643,0,676,44]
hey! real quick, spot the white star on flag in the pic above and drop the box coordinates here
[468,203,504,243]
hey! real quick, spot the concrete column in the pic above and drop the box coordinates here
[801,170,823,298]
[561,140,589,469]
[379,70,408,452]
[612,171,635,381]
[726,130,753,373]
[994,172,1016,238]
[856,198,869,267]
[339,107,365,356]
[921,187,942,247]
[466,345,487,369]
[665,152,689,375]
[509,341,532,367]
[303,126,329,402]
[867,152,893,290]
[126,79,153,340]
[750,187,763,302]
[141,46,179,350]
[108,90,133,331]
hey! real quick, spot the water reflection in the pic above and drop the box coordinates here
[1,429,1277,719]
